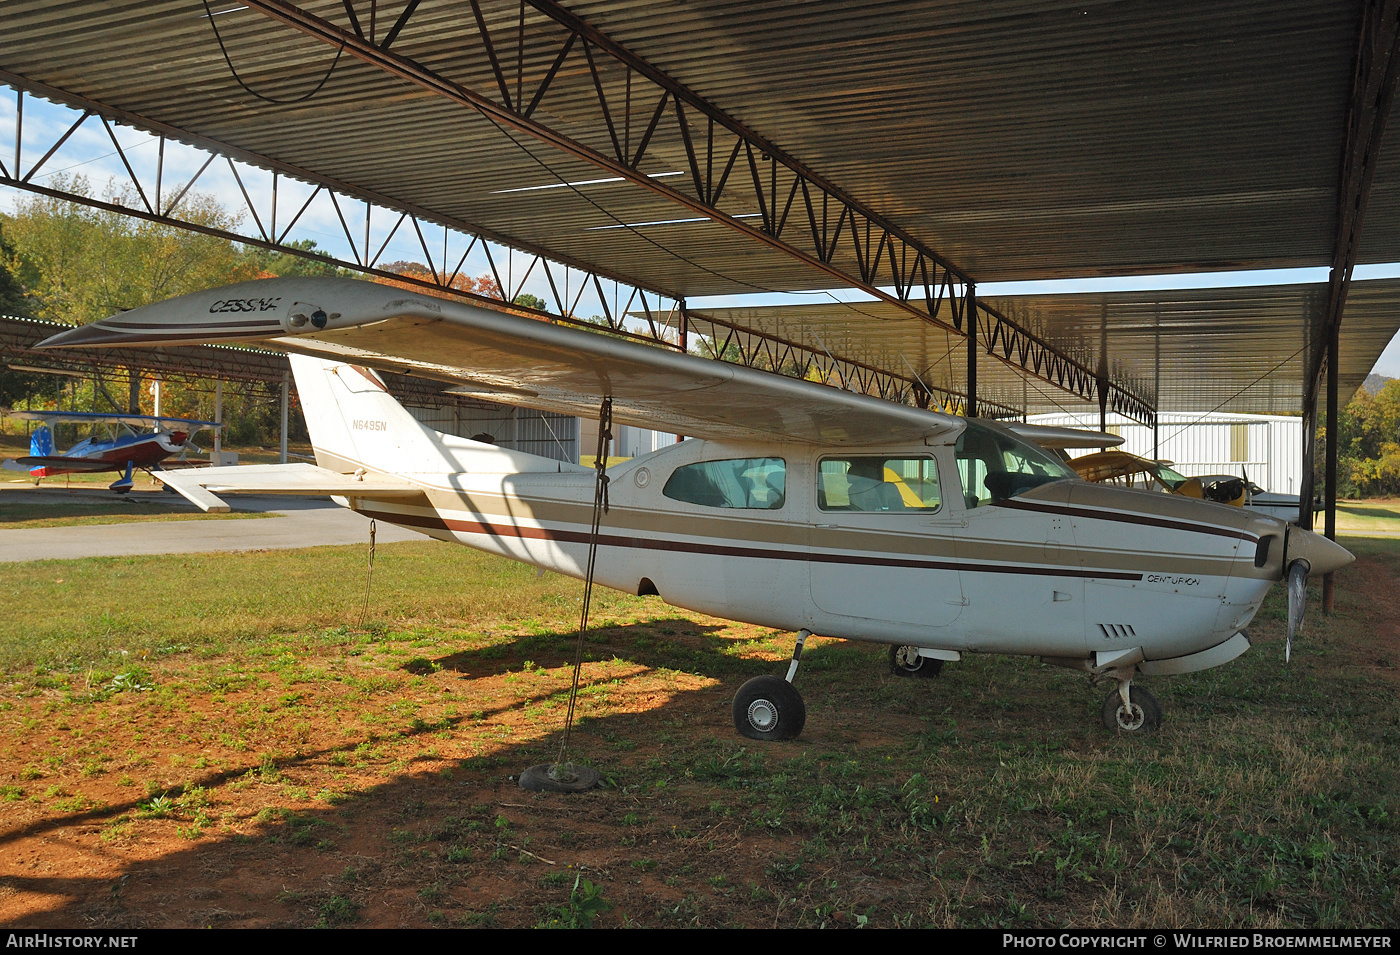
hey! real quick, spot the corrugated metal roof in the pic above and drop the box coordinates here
[0,1,1378,292]
[2,1,1397,413]
[689,279,1400,415]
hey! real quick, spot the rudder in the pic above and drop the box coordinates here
[288,353,448,475]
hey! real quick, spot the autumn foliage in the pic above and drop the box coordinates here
[372,261,503,302]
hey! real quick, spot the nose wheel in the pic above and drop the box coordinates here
[889,644,943,678]
[1102,685,1162,734]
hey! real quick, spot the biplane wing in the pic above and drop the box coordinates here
[12,411,221,430]
[14,455,126,472]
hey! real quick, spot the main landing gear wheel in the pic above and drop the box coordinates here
[1102,686,1162,734]
[889,645,943,678]
[732,675,806,741]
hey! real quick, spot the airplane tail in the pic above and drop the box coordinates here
[288,353,451,475]
[29,425,53,475]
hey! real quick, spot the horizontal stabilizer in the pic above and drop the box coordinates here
[154,463,424,512]
[16,455,119,472]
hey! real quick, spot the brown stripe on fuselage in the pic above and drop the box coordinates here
[994,498,1259,544]
[410,486,1236,576]
[355,504,1147,582]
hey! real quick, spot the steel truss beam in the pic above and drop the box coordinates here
[678,310,1021,419]
[0,74,682,337]
[237,0,1153,423]
[0,75,1040,420]
[1310,0,1400,400]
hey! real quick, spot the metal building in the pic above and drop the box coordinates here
[1028,412,1306,495]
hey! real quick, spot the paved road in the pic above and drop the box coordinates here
[0,489,431,562]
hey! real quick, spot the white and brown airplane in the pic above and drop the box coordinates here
[39,277,1353,739]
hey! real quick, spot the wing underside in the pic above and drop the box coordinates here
[39,278,967,447]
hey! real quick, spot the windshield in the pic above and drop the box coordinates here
[955,422,1077,507]
[1151,463,1191,491]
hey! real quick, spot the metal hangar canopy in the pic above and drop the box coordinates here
[2,0,1397,419]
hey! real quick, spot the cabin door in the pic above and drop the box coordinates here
[807,453,964,630]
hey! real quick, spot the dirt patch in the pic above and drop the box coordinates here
[2,550,1398,928]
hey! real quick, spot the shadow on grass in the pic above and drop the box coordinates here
[4,574,1400,929]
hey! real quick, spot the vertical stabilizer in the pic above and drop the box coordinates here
[28,425,54,475]
[288,353,449,475]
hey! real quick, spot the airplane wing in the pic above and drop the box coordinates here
[154,463,425,512]
[11,411,222,430]
[1006,423,1124,450]
[15,455,121,472]
[38,277,965,447]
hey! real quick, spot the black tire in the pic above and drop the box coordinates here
[518,762,600,793]
[1101,686,1162,734]
[888,644,943,678]
[732,675,806,741]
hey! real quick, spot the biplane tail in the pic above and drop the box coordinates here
[29,425,54,467]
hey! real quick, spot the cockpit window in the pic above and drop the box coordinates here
[663,458,786,509]
[955,423,1076,508]
[818,456,941,512]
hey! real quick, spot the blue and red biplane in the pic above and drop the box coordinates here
[2,411,220,493]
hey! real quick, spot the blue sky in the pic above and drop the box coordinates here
[4,90,1399,380]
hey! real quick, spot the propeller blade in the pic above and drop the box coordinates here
[1286,560,1309,663]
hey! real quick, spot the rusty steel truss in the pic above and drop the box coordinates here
[233,0,1154,424]
[1,42,1153,424]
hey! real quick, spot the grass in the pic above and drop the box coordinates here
[0,524,1396,928]
[1335,498,1400,535]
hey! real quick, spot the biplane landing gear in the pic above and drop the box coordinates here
[889,644,943,678]
[732,629,809,741]
[1101,684,1162,734]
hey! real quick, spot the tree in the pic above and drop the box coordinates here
[7,174,256,325]
[0,216,33,318]
[372,261,502,301]
[512,292,549,313]
[1335,379,1400,497]
[243,238,351,278]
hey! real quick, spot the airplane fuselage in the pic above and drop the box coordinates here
[332,433,1294,672]
[25,430,189,478]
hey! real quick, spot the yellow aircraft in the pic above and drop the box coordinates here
[1068,450,1205,498]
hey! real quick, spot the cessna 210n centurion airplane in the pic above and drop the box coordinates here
[39,278,1354,739]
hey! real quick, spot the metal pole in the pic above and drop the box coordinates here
[1153,308,1161,460]
[1324,324,1339,611]
[213,379,223,459]
[1297,387,1317,530]
[965,283,977,418]
[280,373,289,464]
[1098,303,1110,433]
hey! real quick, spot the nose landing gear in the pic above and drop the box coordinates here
[1101,683,1162,734]
[889,644,944,678]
